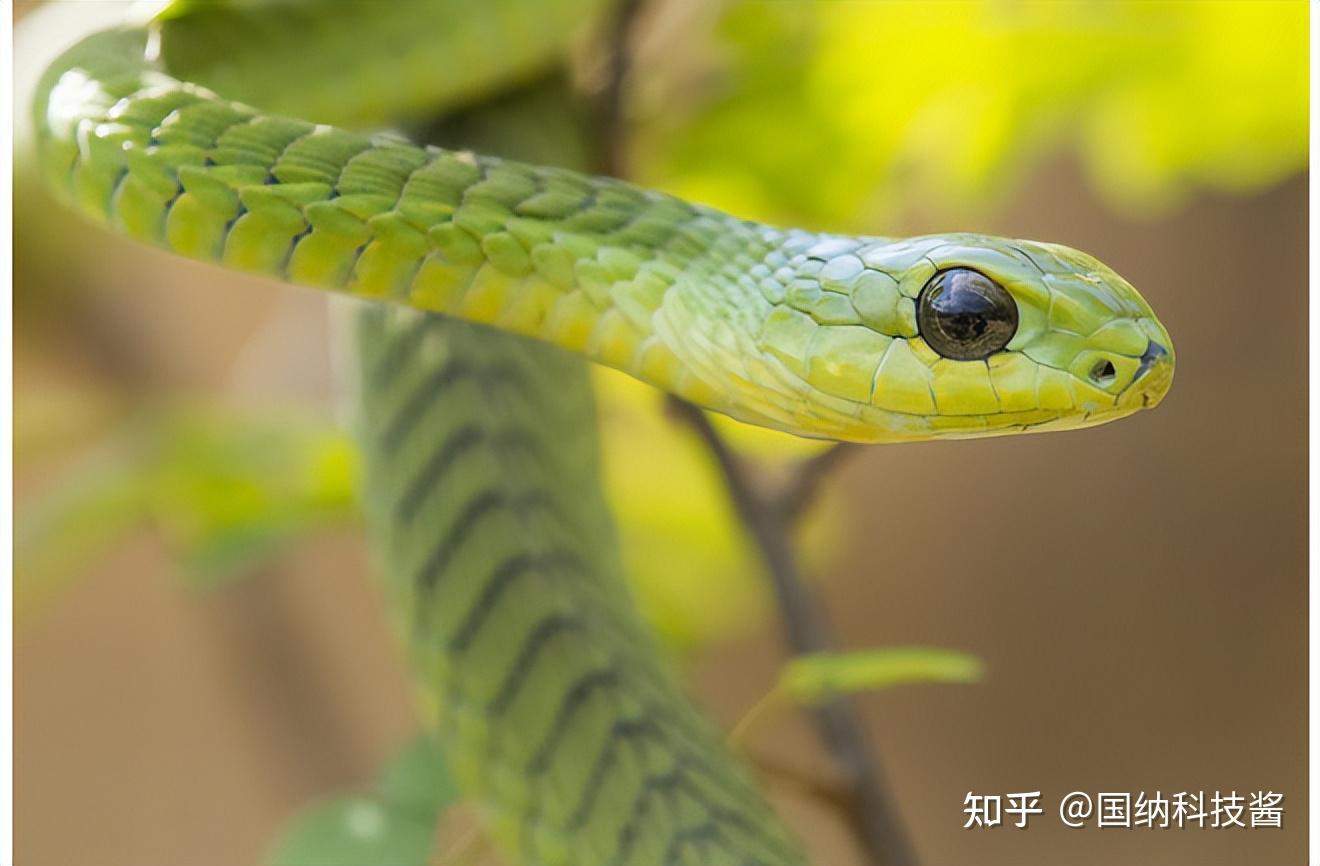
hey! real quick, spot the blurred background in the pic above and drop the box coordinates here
[13,1,1307,865]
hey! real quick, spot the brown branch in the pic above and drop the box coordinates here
[745,749,856,815]
[776,442,859,522]
[597,0,643,177]
[667,398,916,866]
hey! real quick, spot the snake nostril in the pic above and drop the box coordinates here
[1089,359,1116,387]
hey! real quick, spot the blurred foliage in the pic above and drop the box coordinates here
[636,0,1307,226]
[15,406,358,615]
[14,374,843,650]
[266,735,457,866]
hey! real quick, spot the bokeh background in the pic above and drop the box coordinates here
[13,1,1307,865]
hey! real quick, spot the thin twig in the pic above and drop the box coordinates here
[776,442,859,522]
[668,398,917,866]
[745,749,856,814]
[598,0,643,177]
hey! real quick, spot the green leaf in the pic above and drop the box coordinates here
[265,794,436,866]
[377,734,458,817]
[266,735,459,866]
[779,647,983,705]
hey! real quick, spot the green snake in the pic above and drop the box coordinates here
[32,2,1174,864]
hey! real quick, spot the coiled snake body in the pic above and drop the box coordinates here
[33,3,1173,864]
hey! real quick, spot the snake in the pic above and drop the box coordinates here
[32,2,1174,864]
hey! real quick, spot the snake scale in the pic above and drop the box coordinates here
[32,2,1173,864]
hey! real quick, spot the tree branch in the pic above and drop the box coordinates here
[598,0,643,177]
[667,398,917,866]
[776,442,859,523]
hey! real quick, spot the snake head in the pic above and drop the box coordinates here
[752,231,1174,441]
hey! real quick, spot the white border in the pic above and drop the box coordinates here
[1309,3,1317,863]
[2,3,17,865]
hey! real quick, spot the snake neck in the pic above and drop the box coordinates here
[34,26,898,443]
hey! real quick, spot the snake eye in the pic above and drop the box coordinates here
[916,268,1019,361]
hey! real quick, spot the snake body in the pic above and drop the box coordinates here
[33,4,1173,865]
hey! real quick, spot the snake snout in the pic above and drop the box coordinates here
[1125,338,1174,410]
[1135,340,1170,380]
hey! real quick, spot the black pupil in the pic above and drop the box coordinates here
[917,268,1019,361]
